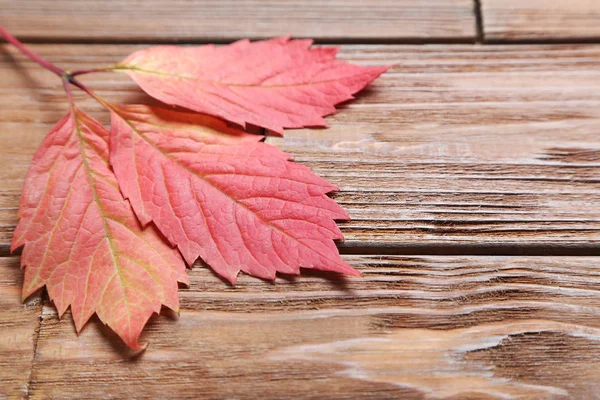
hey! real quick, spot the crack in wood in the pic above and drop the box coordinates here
[23,303,43,400]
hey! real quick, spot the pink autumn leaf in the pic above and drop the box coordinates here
[109,104,359,284]
[12,110,188,350]
[114,36,391,134]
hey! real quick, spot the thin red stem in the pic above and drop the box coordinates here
[69,77,115,110]
[71,67,114,77]
[0,26,116,112]
[0,25,65,78]
[0,26,118,115]
[62,78,75,109]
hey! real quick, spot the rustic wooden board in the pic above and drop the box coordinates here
[481,0,600,41]
[0,257,41,399]
[0,0,476,43]
[27,255,600,399]
[1,44,599,252]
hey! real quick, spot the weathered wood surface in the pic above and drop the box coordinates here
[26,255,600,399]
[481,0,600,41]
[2,6,600,398]
[0,0,476,43]
[0,44,599,253]
[0,257,41,399]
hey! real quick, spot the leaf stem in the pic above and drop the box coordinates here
[69,76,115,111]
[71,67,115,77]
[0,25,65,78]
[0,25,111,109]
[62,78,76,109]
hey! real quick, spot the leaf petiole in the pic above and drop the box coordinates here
[0,25,65,78]
[70,66,116,77]
[68,75,115,111]
[0,25,118,114]
[62,78,75,108]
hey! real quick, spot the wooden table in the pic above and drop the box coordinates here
[1,1,600,398]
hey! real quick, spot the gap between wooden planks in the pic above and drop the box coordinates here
[0,44,599,255]
[4,255,599,399]
[0,257,41,400]
[6,0,600,44]
[481,0,600,42]
[0,0,476,43]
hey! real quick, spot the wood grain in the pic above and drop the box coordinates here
[0,44,599,253]
[0,257,41,399]
[481,0,600,41]
[0,0,476,43]
[1,1,599,398]
[27,255,600,399]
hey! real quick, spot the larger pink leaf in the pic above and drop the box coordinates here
[115,36,390,134]
[109,105,359,283]
[12,110,188,349]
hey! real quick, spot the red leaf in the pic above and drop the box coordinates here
[115,36,390,134]
[109,105,359,283]
[12,110,188,349]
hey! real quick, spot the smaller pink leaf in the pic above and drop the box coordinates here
[110,105,359,284]
[12,110,188,349]
[115,36,391,134]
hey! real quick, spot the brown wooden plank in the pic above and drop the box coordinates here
[0,257,41,399]
[0,0,476,43]
[28,255,600,399]
[1,44,600,252]
[481,0,600,41]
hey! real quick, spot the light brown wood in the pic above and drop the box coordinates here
[26,255,600,399]
[482,0,600,41]
[1,6,600,398]
[0,257,41,399]
[0,44,599,253]
[0,0,476,43]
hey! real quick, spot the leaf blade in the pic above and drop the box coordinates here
[116,37,390,134]
[13,110,188,349]
[110,105,359,284]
